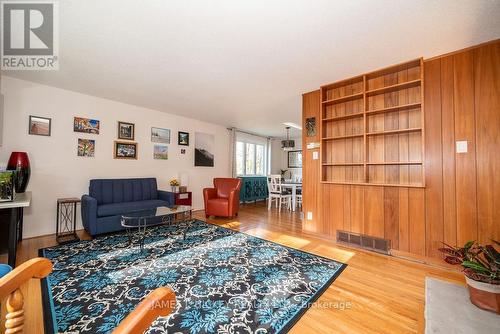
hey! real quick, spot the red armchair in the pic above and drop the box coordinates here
[203,178,242,218]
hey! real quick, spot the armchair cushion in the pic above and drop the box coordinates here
[207,198,229,215]
[214,178,241,199]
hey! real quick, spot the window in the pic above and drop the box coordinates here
[256,145,264,175]
[245,143,255,174]
[236,141,266,176]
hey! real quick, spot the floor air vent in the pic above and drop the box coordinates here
[336,230,391,255]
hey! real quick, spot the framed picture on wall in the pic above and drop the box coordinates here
[29,115,51,136]
[153,144,168,160]
[74,117,100,134]
[305,117,316,137]
[151,127,170,144]
[287,150,302,168]
[114,141,138,159]
[78,139,95,157]
[195,132,214,167]
[118,121,135,140]
[178,131,189,146]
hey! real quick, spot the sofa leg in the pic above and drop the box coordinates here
[205,214,209,218]
[235,212,238,217]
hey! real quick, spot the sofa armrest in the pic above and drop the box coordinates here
[81,195,98,236]
[158,190,175,206]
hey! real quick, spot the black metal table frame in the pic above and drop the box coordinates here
[121,209,193,251]
[56,200,80,244]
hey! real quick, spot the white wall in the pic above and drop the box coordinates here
[0,77,230,238]
[270,138,302,180]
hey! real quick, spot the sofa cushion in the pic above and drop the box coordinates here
[90,178,158,205]
[97,200,168,217]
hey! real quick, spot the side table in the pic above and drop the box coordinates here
[165,191,192,206]
[56,197,80,244]
[175,192,192,206]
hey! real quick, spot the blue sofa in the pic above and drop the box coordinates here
[81,178,174,236]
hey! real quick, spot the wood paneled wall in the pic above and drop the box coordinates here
[302,40,500,260]
[302,90,321,233]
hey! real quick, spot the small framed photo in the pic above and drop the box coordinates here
[29,116,51,136]
[153,144,168,160]
[118,121,135,140]
[178,131,189,146]
[306,117,316,137]
[287,150,302,168]
[151,127,170,144]
[114,141,138,159]
[180,148,186,154]
[74,117,100,134]
[78,139,95,157]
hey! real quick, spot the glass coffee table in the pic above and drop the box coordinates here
[121,205,193,251]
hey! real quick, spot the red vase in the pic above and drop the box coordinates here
[7,152,31,193]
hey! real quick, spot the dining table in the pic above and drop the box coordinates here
[281,181,302,212]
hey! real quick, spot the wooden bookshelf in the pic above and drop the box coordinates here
[320,58,425,187]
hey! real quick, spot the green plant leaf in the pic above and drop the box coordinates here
[464,240,475,250]
[462,261,490,274]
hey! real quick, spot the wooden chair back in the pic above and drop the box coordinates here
[0,257,175,334]
[113,287,176,334]
[0,257,53,334]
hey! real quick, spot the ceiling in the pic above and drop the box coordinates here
[4,0,500,137]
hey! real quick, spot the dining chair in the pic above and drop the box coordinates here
[266,175,291,212]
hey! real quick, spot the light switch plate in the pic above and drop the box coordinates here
[456,140,468,153]
[312,151,319,160]
[307,212,313,220]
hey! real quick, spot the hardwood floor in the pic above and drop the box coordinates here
[1,202,464,333]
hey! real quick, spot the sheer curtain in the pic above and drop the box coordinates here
[228,128,237,177]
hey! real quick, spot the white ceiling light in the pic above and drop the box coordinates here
[283,122,302,130]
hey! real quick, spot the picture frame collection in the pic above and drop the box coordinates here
[27,115,212,165]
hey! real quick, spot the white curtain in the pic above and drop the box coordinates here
[228,128,237,177]
[267,137,272,175]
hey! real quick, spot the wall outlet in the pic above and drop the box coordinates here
[456,140,468,153]
[307,211,313,220]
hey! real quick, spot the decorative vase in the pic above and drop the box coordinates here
[465,276,500,314]
[7,152,31,193]
[171,186,177,193]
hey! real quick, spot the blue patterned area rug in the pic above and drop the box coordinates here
[39,220,346,334]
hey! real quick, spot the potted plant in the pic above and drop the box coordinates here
[169,178,180,193]
[0,171,15,202]
[439,240,500,313]
[280,169,288,181]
